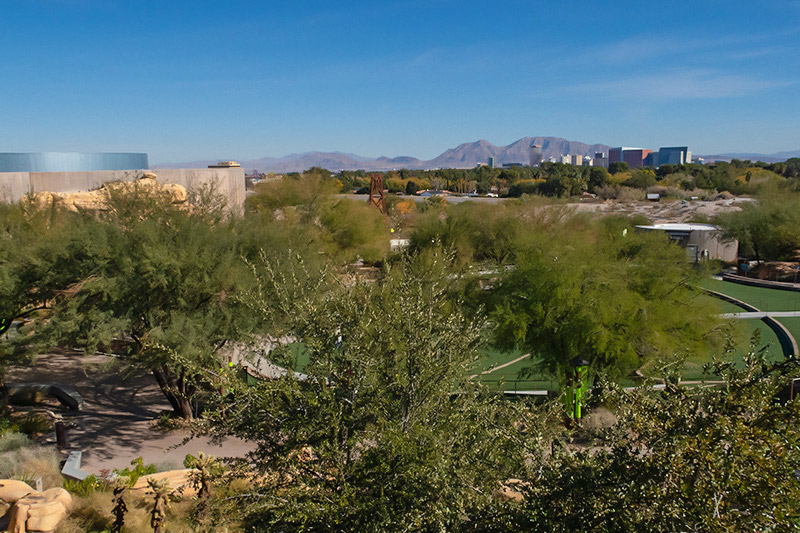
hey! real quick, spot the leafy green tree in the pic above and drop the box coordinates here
[587,166,610,191]
[608,161,629,174]
[0,201,97,396]
[490,216,721,377]
[715,185,800,262]
[784,157,800,179]
[13,185,316,418]
[622,168,657,189]
[203,251,547,531]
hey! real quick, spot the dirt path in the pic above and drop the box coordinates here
[469,353,531,379]
[6,351,254,474]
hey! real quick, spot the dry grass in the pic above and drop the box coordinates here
[0,442,62,488]
[57,490,200,533]
[57,484,246,532]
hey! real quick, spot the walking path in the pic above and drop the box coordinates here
[6,352,254,475]
[705,286,799,357]
[723,311,800,318]
[469,352,531,379]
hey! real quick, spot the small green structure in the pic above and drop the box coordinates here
[564,357,589,423]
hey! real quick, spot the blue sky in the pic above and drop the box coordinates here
[2,0,799,163]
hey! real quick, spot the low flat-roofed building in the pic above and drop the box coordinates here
[636,223,737,262]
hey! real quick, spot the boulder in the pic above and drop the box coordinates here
[131,469,198,497]
[0,480,34,504]
[492,478,528,504]
[6,487,72,533]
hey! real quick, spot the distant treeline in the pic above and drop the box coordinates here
[301,157,800,199]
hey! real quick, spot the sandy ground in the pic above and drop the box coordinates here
[341,193,750,223]
[6,352,254,475]
[569,197,751,224]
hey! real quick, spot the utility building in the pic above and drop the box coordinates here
[636,223,737,262]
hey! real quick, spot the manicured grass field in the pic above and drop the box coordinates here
[776,317,800,353]
[698,293,743,314]
[472,347,558,392]
[699,278,800,312]
[681,319,783,381]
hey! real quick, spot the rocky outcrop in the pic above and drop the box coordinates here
[31,172,188,212]
[130,469,199,497]
[0,481,72,533]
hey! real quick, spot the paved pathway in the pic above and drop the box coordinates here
[6,352,254,475]
[469,352,531,379]
[723,311,800,318]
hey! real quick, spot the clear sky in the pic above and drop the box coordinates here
[2,0,799,164]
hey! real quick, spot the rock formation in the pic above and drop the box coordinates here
[0,480,73,533]
[31,172,188,212]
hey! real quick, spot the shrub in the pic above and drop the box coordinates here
[0,445,62,488]
[0,431,31,453]
[64,474,107,496]
[113,457,157,486]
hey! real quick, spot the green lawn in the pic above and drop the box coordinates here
[472,347,558,392]
[698,293,744,314]
[682,318,783,381]
[776,317,800,352]
[699,278,800,312]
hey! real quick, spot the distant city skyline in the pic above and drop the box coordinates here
[2,1,799,164]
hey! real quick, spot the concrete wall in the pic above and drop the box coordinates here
[0,167,245,213]
[688,230,738,262]
[0,172,32,203]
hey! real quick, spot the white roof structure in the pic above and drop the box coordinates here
[636,223,720,232]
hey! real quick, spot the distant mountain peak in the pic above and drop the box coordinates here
[156,136,615,172]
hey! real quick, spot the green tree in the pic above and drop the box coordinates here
[715,185,800,263]
[490,216,721,377]
[784,157,800,179]
[203,251,547,531]
[609,161,629,174]
[622,168,657,189]
[14,185,316,418]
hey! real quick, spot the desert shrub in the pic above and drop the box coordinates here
[616,186,645,202]
[60,491,199,533]
[0,431,31,453]
[63,474,107,496]
[595,184,618,199]
[645,185,690,200]
[318,198,389,262]
[15,412,53,436]
[113,457,157,486]
[0,445,62,488]
[57,491,113,533]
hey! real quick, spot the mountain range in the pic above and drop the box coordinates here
[154,137,800,173]
[155,137,613,173]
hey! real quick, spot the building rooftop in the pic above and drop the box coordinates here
[636,223,720,232]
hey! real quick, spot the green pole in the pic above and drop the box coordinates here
[566,357,589,423]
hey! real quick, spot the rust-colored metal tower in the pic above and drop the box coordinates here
[367,173,388,215]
